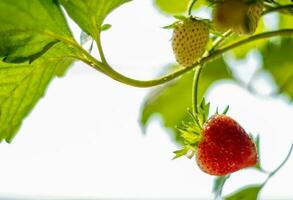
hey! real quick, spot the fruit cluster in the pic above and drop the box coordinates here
[171,0,263,67]
[171,1,263,176]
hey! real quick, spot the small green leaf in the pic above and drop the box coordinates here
[60,0,131,37]
[101,24,112,31]
[222,105,229,115]
[0,0,73,63]
[224,185,262,200]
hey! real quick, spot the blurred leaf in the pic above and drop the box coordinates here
[0,0,72,63]
[279,13,293,28]
[140,57,231,141]
[0,43,75,142]
[261,38,293,98]
[60,0,131,36]
[224,185,262,200]
[153,0,207,15]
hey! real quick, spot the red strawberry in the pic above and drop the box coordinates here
[173,101,258,176]
[197,114,257,176]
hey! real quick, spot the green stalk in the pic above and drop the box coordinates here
[261,144,293,187]
[38,29,292,89]
[263,4,293,15]
[192,66,203,115]
[187,0,197,16]
[95,31,109,65]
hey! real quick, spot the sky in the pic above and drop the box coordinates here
[0,0,292,199]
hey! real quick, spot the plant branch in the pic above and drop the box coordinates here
[263,4,293,15]
[262,144,293,187]
[95,31,109,65]
[210,30,233,52]
[79,29,293,88]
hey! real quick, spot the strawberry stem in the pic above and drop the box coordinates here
[267,143,293,180]
[95,30,109,65]
[260,144,293,188]
[192,65,203,115]
[187,0,198,16]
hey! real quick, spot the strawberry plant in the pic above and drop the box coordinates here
[0,0,292,199]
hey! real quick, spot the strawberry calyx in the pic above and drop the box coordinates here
[173,99,210,159]
[163,16,211,30]
[173,99,231,160]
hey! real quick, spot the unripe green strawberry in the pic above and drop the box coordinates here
[196,114,257,176]
[171,18,209,67]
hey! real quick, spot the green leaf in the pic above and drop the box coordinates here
[101,24,112,31]
[0,0,72,63]
[261,38,293,98]
[60,0,131,37]
[0,43,75,142]
[224,185,262,200]
[222,105,229,114]
[153,0,206,15]
[140,57,231,141]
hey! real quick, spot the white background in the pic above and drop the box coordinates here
[0,0,292,199]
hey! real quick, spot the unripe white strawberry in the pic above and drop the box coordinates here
[213,0,249,32]
[213,0,263,35]
[171,18,209,67]
[233,2,264,35]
